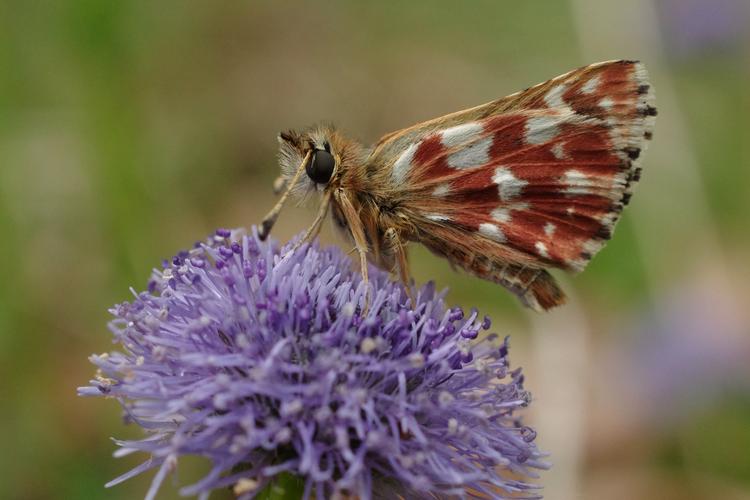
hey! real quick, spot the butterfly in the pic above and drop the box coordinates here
[259,60,656,311]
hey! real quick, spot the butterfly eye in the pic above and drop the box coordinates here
[306,149,335,184]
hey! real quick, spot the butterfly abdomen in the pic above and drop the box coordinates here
[468,257,566,311]
[422,232,566,311]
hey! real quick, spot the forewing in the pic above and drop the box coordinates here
[372,60,655,274]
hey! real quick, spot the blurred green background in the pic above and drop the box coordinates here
[2,1,749,499]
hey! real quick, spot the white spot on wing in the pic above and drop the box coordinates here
[563,169,595,195]
[535,242,550,258]
[490,207,511,223]
[598,97,614,109]
[491,202,529,224]
[447,135,493,169]
[391,143,417,184]
[580,75,601,94]
[432,183,451,197]
[544,84,567,108]
[492,167,528,200]
[424,213,451,222]
[551,142,566,159]
[479,223,506,243]
[440,122,484,148]
[525,114,567,144]
[544,223,556,236]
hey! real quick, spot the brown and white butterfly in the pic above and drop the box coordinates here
[259,60,656,311]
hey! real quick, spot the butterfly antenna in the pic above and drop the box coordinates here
[259,150,311,241]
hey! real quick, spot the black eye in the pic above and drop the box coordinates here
[306,149,335,184]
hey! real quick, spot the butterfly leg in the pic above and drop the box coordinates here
[383,227,414,307]
[334,189,371,314]
[288,190,331,253]
[495,263,565,311]
[259,150,312,240]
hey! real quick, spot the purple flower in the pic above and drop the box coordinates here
[657,0,748,58]
[79,227,546,499]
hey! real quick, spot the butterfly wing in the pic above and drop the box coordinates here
[367,60,656,310]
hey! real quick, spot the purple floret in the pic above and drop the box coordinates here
[79,227,547,499]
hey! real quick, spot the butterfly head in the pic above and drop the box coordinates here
[277,126,343,196]
[259,125,364,240]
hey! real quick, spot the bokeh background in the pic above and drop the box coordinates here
[2,1,749,499]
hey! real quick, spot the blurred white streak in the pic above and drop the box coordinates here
[569,0,733,297]
[528,292,589,500]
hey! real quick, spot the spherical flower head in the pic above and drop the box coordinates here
[79,227,547,499]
